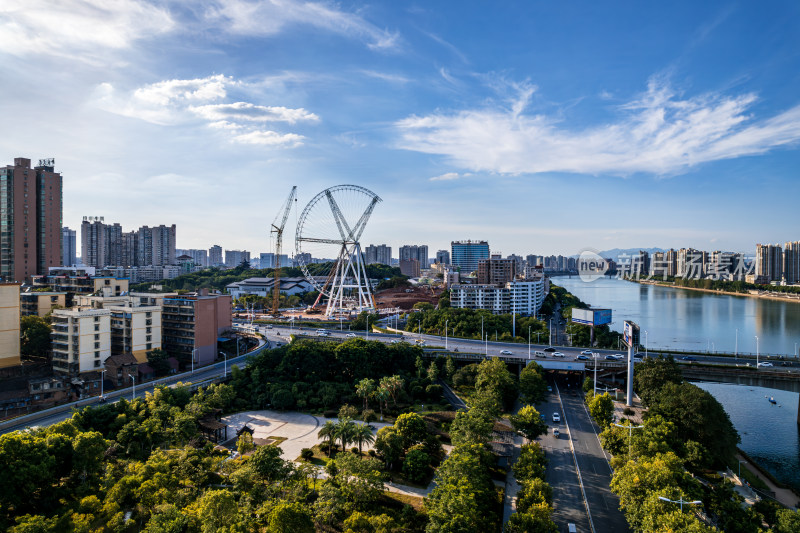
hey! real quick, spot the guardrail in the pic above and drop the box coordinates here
[0,338,272,433]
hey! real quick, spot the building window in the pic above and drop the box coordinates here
[94,360,100,368]
[146,327,151,333]
[146,335,152,341]
[94,317,99,322]
[94,342,100,349]
[146,343,152,350]
[95,351,100,358]
[146,312,152,318]
[94,334,99,340]
[95,324,99,331]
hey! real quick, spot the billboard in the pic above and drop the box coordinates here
[623,320,640,347]
[571,308,594,325]
[571,308,612,326]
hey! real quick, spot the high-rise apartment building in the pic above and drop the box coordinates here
[162,290,232,368]
[209,245,223,267]
[477,254,517,285]
[784,241,800,285]
[399,259,420,277]
[435,250,450,265]
[0,282,21,368]
[81,216,107,269]
[365,244,392,265]
[82,219,175,268]
[677,248,708,279]
[399,245,429,266]
[225,250,250,267]
[121,231,137,267]
[0,158,63,282]
[62,227,76,267]
[177,249,209,268]
[755,244,783,283]
[451,240,490,273]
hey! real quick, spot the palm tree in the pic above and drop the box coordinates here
[318,420,337,457]
[335,418,356,453]
[352,423,375,457]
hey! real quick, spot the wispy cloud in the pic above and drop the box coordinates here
[204,0,400,50]
[0,0,173,64]
[93,74,316,147]
[396,77,800,176]
[430,172,471,182]
[189,102,318,124]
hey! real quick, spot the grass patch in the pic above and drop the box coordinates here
[740,465,770,491]
[268,435,288,446]
[382,491,425,512]
[388,472,432,490]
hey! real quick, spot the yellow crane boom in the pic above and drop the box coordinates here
[271,186,297,316]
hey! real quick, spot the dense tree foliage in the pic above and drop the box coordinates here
[518,362,547,404]
[20,315,52,357]
[505,442,558,531]
[405,307,548,344]
[633,356,683,407]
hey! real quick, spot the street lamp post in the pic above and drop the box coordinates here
[738,459,746,478]
[130,374,136,400]
[445,320,448,350]
[613,422,644,457]
[100,369,106,400]
[549,318,553,346]
[756,336,759,367]
[658,496,702,512]
[645,330,648,359]
[485,333,488,356]
[191,348,198,374]
[528,326,531,360]
[223,351,228,377]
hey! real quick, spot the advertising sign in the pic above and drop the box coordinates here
[623,320,640,347]
[571,308,594,325]
[592,308,612,326]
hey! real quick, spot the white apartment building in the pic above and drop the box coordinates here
[51,308,112,376]
[108,305,162,363]
[450,275,548,316]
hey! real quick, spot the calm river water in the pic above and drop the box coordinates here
[554,275,800,356]
[553,276,800,490]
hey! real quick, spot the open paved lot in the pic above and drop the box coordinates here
[222,410,390,461]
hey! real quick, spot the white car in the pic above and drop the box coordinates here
[580,350,593,355]
[757,362,773,367]
[345,333,357,338]
[500,350,513,355]
[390,339,400,344]
[552,352,565,358]
[552,413,561,423]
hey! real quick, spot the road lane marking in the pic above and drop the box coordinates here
[556,382,596,533]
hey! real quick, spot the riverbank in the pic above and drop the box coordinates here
[630,278,800,304]
[736,449,800,509]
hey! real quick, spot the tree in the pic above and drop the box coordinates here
[189,489,239,533]
[444,356,456,381]
[374,427,403,470]
[505,503,558,533]
[352,424,375,456]
[379,375,404,407]
[519,362,548,404]
[513,443,547,483]
[268,502,314,533]
[147,349,172,376]
[249,444,291,481]
[394,412,428,449]
[633,356,682,407]
[776,509,800,533]
[475,357,518,411]
[515,477,553,512]
[236,432,254,455]
[415,355,425,378]
[331,452,385,511]
[449,408,493,447]
[19,315,51,357]
[318,421,337,457]
[588,392,614,428]
[355,378,376,411]
[427,361,439,382]
[335,418,357,454]
[402,447,431,484]
[510,405,548,441]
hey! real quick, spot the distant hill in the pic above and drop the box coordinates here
[596,247,667,260]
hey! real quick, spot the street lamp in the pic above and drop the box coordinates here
[549,318,553,346]
[738,459,747,478]
[755,336,759,367]
[645,330,648,359]
[613,421,644,457]
[130,374,136,400]
[485,333,488,357]
[445,320,448,350]
[223,351,228,377]
[658,496,702,512]
[528,326,531,360]
[191,348,197,374]
[100,369,106,400]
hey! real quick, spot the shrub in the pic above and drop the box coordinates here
[622,407,634,416]
[402,447,432,484]
[426,384,443,401]
[339,404,359,420]
[300,448,314,461]
[411,385,425,400]
[361,409,377,423]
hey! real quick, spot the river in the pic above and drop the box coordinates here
[552,275,800,491]
[553,275,800,356]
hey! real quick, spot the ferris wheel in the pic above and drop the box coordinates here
[295,185,382,316]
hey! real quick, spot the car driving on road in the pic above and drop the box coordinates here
[544,347,556,352]
[552,352,565,358]
[758,362,773,367]
[345,333,357,338]
[552,413,561,422]
[580,350,593,355]
[605,355,618,361]
[681,356,697,361]
[576,354,591,361]
[499,350,513,355]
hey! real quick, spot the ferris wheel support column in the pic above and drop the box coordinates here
[355,243,375,311]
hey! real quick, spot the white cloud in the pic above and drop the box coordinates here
[430,172,471,182]
[134,75,231,106]
[0,0,174,63]
[233,130,305,146]
[395,77,800,176]
[205,0,399,50]
[189,102,319,123]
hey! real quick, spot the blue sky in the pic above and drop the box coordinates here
[2,1,799,258]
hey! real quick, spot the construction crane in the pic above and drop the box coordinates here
[271,186,297,316]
